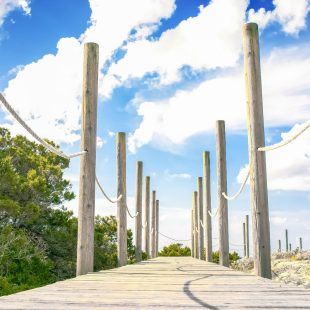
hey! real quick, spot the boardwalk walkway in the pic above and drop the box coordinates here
[0,257,309,309]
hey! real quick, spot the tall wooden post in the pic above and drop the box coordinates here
[278,240,281,252]
[135,161,143,262]
[245,214,250,258]
[197,177,204,260]
[117,132,127,267]
[299,237,303,251]
[289,243,292,252]
[243,22,271,279]
[203,151,212,262]
[76,43,99,276]
[285,229,288,252]
[193,191,199,259]
[155,200,159,256]
[151,190,156,258]
[216,120,229,267]
[191,209,194,257]
[144,176,150,257]
[243,223,246,257]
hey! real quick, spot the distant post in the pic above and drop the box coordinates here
[193,191,198,259]
[278,240,281,252]
[243,223,246,257]
[299,237,303,251]
[144,176,150,257]
[242,22,271,279]
[203,151,212,262]
[156,200,159,256]
[77,43,99,276]
[135,161,143,262]
[289,243,292,252]
[216,120,229,267]
[245,214,250,258]
[191,209,194,257]
[285,229,288,252]
[197,177,204,260]
[117,132,127,267]
[151,191,156,258]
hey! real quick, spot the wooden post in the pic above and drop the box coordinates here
[197,177,204,260]
[243,223,246,257]
[135,161,143,262]
[278,240,281,252]
[76,43,99,276]
[245,214,250,258]
[151,190,156,258]
[203,151,212,262]
[117,132,127,267]
[285,229,288,252]
[299,237,303,251]
[193,191,199,259]
[156,200,159,256]
[144,176,150,257]
[289,243,292,252]
[216,120,229,267]
[243,22,271,279]
[191,209,194,257]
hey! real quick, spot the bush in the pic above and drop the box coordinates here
[159,243,191,256]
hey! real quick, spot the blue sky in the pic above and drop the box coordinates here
[0,0,310,254]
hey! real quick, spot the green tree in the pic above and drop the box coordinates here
[159,243,191,256]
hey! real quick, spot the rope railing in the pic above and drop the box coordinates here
[158,231,191,242]
[222,168,250,201]
[208,207,219,218]
[0,93,86,159]
[258,120,310,152]
[126,205,139,218]
[142,222,148,229]
[200,219,204,228]
[95,175,122,204]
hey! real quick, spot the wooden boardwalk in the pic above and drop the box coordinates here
[0,257,309,309]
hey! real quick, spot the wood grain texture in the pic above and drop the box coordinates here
[155,200,159,256]
[243,22,271,279]
[135,161,143,262]
[216,120,229,267]
[76,43,99,276]
[1,257,310,309]
[197,177,204,260]
[144,176,150,257]
[203,151,212,262]
[117,132,127,267]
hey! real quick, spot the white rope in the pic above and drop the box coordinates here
[208,207,219,218]
[200,220,204,228]
[0,93,86,160]
[195,227,199,233]
[258,120,310,152]
[222,169,250,201]
[158,232,190,242]
[142,222,147,229]
[95,175,122,204]
[126,205,139,218]
[151,227,154,234]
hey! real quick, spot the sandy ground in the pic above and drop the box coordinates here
[231,250,310,288]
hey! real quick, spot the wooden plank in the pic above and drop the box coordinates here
[1,257,310,310]
[242,22,271,279]
[135,161,143,262]
[144,176,150,257]
[216,120,229,267]
[76,42,99,276]
[197,177,204,260]
[117,132,127,267]
[203,151,212,262]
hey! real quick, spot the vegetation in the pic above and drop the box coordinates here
[0,128,135,296]
[211,250,240,264]
[159,243,191,256]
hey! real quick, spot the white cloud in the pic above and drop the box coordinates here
[108,0,248,86]
[164,169,191,180]
[248,0,310,35]
[128,45,310,153]
[2,0,176,144]
[0,0,30,27]
[96,136,106,148]
[107,130,115,138]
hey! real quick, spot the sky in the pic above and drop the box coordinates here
[0,0,310,255]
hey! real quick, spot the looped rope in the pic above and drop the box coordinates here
[208,207,219,218]
[95,175,122,203]
[222,169,250,201]
[195,227,199,233]
[142,222,147,229]
[258,120,310,152]
[158,232,190,242]
[126,205,139,218]
[200,220,204,228]
[0,93,86,159]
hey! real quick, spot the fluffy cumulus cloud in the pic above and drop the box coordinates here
[1,0,176,144]
[0,0,30,27]
[248,0,310,35]
[128,45,310,153]
[108,0,249,86]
